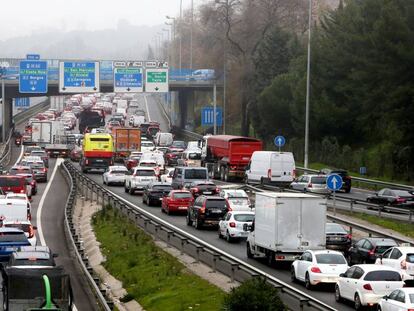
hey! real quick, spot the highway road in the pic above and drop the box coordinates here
[7,123,99,310]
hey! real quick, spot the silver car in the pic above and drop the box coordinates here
[102,166,129,186]
[290,175,330,194]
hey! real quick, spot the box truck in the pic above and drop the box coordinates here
[246,192,326,265]
[113,128,141,161]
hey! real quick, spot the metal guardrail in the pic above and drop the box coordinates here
[13,99,51,125]
[60,162,113,311]
[64,161,336,311]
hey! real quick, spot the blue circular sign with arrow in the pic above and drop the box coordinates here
[274,135,286,147]
[326,174,343,191]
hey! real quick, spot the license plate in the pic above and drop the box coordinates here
[141,179,149,182]
[210,209,222,213]
[179,206,187,210]
[204,191,212,194]
[159,198,163,201]
[96,159,103,162]
[53,151,59,154]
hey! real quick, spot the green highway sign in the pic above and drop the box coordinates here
[145,69,168,92]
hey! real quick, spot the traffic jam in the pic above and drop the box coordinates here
[4,92,414,310]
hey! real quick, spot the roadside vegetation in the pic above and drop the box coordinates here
[92,206,225,311]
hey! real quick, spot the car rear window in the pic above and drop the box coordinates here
[234,214,254,222]
[0,232,27,242]
[188,153,201,160]
[0,178,22,187]
[311,177,326,184]
[364,271,402,281]
[31,151,46,156]
[406,254,414,263]
[10,168,31,174]
[184,169,207,179]
[30,163,44,169]
[315,254,347,264]
[111,170,127,174]
[173,193,192,199]
[375,245,394,254]
[153,185,173,191]
[205,199,227,209]
[4,224,31,233]
[326,223,347,234]
[90,138,109,142]
[135,170,155,177]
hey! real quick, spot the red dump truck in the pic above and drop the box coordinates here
[201,135,263,182]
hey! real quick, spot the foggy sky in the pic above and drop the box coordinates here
[0,0,201,41]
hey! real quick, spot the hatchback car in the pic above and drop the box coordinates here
[124,167,158,194]
[0,176,32,200]
[219,189,252,211]
[185,180,220,197]
[290,175,330,194]
[23,146,42,157]
[335,265,404,310]
[15,173,37,195]
[3,221,37,246]
[0,228,31,261]
[378,287,414,311]
[142,182,173,206]
[186,195,230,229]
[375,246,414,281]
[27,161,47,182]
[29,150,49,168]
[161,190,193,214]
[291,250,348,289]
[102,166,129,186]
[348,238,398,265]
[9,165,33,176]
[7,246,57,268]
[326,222,352,252]
[367,188,414,208]
[218,211,254,242]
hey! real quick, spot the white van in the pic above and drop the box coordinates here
[245,151,295,186]
[154,132,173,147]
[0,198,30,221]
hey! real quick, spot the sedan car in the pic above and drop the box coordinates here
[348,237,398,265]
[0,228,31,261]
[378,287,414,311]
[102,166,129,186]
[290,175,330,194]
[291,250,348,289]
[219,189,252,211]
[143,182,173,206]
[218,211,254,242]
[164,149,183,166]
[367,188,414,207]
[29,150,49,168]
[187,196,230,229]
[325,222,352,252]
[375,246,414,281]
[161,190,193,214]
[185,180,220,197]
[335,265,404,310]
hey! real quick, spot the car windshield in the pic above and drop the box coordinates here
[188,153,201,160]
[234,214,254,222]
[315,254,347,264]
[10,168,31,174]
[0,232,27,242]
[364,271,401,281]
[184,169,207,179]
[0,178,21,187]
[174,192,192,199]
[406,254,414,263]
[205,199,227,209]
[111,170,127,174]
[394,190,413,197]
[311,177,326,184]
[135,170,155,177]
[326,223,347,233]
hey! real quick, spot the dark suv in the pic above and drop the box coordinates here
[186,196,229,229]
[320,168,351,193]
[347,237,397,264]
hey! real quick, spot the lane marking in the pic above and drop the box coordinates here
[144,95,152,122]
[14,145,24,166]
[36,158,64,246]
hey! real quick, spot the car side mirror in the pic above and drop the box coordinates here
[53,253,59,258]
[33,226,38,230]
[339,273,346,278]
[383,295,388,300]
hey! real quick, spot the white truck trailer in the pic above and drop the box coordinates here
[246,192,327,265]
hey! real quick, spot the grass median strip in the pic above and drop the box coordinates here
[92,206,225,311]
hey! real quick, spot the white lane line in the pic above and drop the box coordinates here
[14,145,24,166]
[144,95,152,122]
[36,158,64,246]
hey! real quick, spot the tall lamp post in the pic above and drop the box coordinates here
[166,15,181,71]
[304,0,312,169]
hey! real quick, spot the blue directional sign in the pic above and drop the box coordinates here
[114,67,143,92]
[201,107,222,126]
[327,174,343,191]
[14,98,30,108]
[26,54,40,60]
[59,61,100,93]
[274,135,286,147]
[19,60,48,94]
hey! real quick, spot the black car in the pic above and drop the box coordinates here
[325,223,352,252]
[320,168,351,193]
[185,180,220,197]
[366,188,414,207]
[186,195,229,229]
[347,237,397,265]
[143,182,173,206]
[165,149,183,166]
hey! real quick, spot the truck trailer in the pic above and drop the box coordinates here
[201,135,262,182]
[112,128,141,161]
[246,192,326,265]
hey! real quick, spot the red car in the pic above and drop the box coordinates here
[124,155,141,170]
[161,190,194,214]
[0,175,32,200]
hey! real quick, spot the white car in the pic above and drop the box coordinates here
[335,264,404,309]
[290,175,330,194]
[160,168,174,183]
[3,220,37,246]
[102,166,129,186]
[375,246,414,280]
[141,141,155,152]
[291,250,348,289]
[378,287,414,311]
[219,189,252,211]
[218,211,254,242]
[124,167,158,194]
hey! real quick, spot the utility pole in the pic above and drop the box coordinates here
[304,0,312,169]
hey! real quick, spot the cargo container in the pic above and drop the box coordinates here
[113,128,141,161]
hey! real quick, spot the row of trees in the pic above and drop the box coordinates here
[168,0,414,181]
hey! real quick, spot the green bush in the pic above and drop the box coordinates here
[222,278,286,311]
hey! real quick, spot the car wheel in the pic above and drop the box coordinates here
[267,251,275,267]
[103,178,106,185]
[347,255,353,265]
[195,217,202,229]
[260,177,265,186]
[186,213,193,226]
[218,228,223,239]
[224,168,231,182]
[129,187,134,195]
[124,185,128,193]
[226,230,233,243]
[305,273,313,290]
[291,267,297,282]
[335,285,342,302]
[354,293,362,311]
[147,198,152,206]
[166,206,170,215]
[246,242,253,259]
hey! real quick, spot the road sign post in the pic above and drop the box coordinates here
[145,68,168,92]
[59,61,100,93]
[326,174,343,215]
[19,60,48,93]
[114,66,143,93]
[274,135,286,152]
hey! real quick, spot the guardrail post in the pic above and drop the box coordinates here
[195,246,203,263]
[410,209,413,224]
[350,200,354,214]
[230,263,238,283]
[81,196,85,207]
[102,191,105,208]
[85,182,89,201]
[211,253,220,273]
[378,205,383,218]
[180,237,188,255]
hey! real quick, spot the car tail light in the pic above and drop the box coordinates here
[368,249,375,256]
[191,187,199,193]
[292,169,296,178]
[85,159,89,165]
[310,267,322,273]
[308,183,312,188]
[401,259,407,270]
[226,199,232,211]
[276,255,285,260]
[43,168,47,172]
[363,283,372,291]
[396,197,407,204]
[28,225,34,238]
[229,222,236,228]
[267,169,272,179]
[200,203,206,214]
[346,234,352,240]
[215,187,220,193]
[20,189,25,193]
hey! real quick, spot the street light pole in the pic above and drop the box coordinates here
[304,0,312,169]
[190,0,194,72]
[179,0,183,73]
